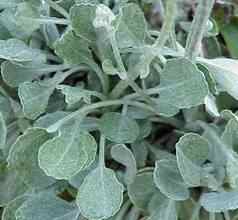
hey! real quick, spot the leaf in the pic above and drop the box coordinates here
[57,85,92,106]
[111,144,137,185]
[222,118,238,151]
[176,133,210,187]
[148,199,177,220]
[54,30,93,65]
[0,0,21,9]
[131,141,148,168]
[159,58,209,110]
[34,111,69,129]
[7,128,55,189]
[18,81,55,120]
[201,191,238,212]
[199,58,238,100]
[115,3,147,49]
[0,168,28,206]
[76,167,124,220]
[69,158,98,188]
[99,112,139,143]
[205,94,220,118]
[18,72,67,119]
[1,61,63,87]
[15,2,41,35]
[16,192,80,220]
[70,4,96,42]
[128,172,160,211]
[0,39,46,62]
[38,124,97,180]
[0,8,31,40]
[219,17,238,59]
[0,112,7,149]
[153,159,189,201]
[2,195,28,220]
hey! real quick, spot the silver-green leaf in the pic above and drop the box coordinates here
[176,133,210,187]
[201,191,238,212]
[153,159,190,201]
[99,112,139,143]
[7,128,55,188]
[39,125,97,180]
[77,167,124,220]
[111,144,137,185]
[159,58,209,110]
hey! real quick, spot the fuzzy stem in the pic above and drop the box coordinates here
[209,213,216,220]
[224,211,231,220]
[185,0,215,61]
[154,0,177,49]
[109,31,154,104]
[110,0,176,99]
[99,135,106,168]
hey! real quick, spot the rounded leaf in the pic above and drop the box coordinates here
[99,112,139,143]
[39,130,97,180]
[77,167,124,220]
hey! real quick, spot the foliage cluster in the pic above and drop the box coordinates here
[1,0,238,220]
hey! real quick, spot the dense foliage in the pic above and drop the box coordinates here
[1,0,238,219]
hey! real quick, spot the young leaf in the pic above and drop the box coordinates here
[99,112,139,143]
[201,191,238,212]
[111,144,137,185]
[57,85,92,106]
[0,112,7,149]
[54,30,93,65]
[18,71,68,119]
[115,3,147,49]
[7,128,55,188]
[0,39,46,62]
[176,133,210,187]
[16,192,80,220]
[153,159,190,201]
[18,81,55,120]
[70,4,96,42]
[38,124,97,180]
[76,167,124,220]
[159,58,209,110]
[15,2,41,35]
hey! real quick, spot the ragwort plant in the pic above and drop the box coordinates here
[0,0,238,220]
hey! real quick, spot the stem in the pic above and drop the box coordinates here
[110,0,176,99]
[190,200,201,220]
[109,31,127,79]
[109,30,154,103]
[88,62,109,95]
[154,0,177,49]
[44,0,70,18]
[46,99,155,133]
[224,211,231,220]
[185,0,215,61]
[36,17,70,25]
[99,135,106,168]
[115,200,131,220]
[209,213,216,220]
